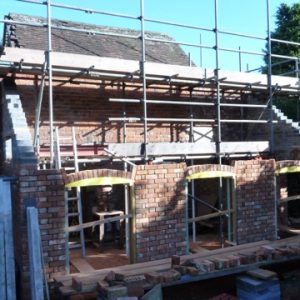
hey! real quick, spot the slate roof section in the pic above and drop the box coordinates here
[4,13,190,66]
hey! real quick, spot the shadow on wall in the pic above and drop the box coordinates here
[234,159,277,244]
[134,163,187,262]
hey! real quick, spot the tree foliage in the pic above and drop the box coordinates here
[264,3,300,121]
[264,3,300,76]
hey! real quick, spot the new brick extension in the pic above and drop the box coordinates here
[235,159,277,244]
[134,163,187,262]
[13,165,65,298]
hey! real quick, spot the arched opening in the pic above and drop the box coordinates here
[186,166,236,251]
[276,163,300,237]
[64,170,135,273]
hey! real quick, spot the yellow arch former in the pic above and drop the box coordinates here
[186,171,235,181]
[65,176,134,188]
[275,166,300,176]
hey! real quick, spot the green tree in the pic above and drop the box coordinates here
[265,3,300,76]
[264,3,300,121]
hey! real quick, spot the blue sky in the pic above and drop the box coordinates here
[0,0,298,71]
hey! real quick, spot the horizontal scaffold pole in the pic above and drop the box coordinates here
[67,214,132,232]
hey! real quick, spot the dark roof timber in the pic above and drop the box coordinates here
[4,13,191,66]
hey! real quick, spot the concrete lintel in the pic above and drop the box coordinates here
[108,141,269,157]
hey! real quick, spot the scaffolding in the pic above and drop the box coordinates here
[0,0,298,165]
[1,0,300,256]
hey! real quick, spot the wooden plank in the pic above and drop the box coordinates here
[61,236,299,287]
[57,236,300,286]
[189,242,210,254]
[54,236,300,296]
[279,225,300,234]
[54,239,271,285]
[71,258,95,273]
[0,221,6,300]
[189,209,234,223]
[67,213,132,232]
[279,194,300,204]
[1,48,299,93]
[246,268,277,280]
[27,207,44,300]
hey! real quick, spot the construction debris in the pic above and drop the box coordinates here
[54,236,300,298]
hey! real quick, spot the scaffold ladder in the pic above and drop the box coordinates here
[54,127,86,269]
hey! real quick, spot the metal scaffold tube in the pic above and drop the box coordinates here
[140,0,148,161]
[18,0,139,20]
[214,0,225,249]
[145,36,214,50]
[47,0,54,167]
[109,98,269,108]
[267,0,274,154]
[144,16,213,32]
[214,0,221,165]
[189,90,196,243]
[33,62,47,151]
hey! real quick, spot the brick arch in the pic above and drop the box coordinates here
[63,168,134,187]
[276,160,300,175]
[185,164,235,181]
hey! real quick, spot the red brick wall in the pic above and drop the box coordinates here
[15,77,242,146]
[235,159,277,244]
[134,163,187,262]
[13,164,66,297]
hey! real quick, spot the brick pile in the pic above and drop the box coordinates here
[60,238,300,298]
[144,240,300,281]
[134,163,187,262]
[234,159,277,244]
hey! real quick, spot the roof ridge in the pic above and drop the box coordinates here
[7,13,174,41]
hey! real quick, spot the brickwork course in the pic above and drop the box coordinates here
[235,159,277,244]
[12,165,65,298]
[134,163,187,262]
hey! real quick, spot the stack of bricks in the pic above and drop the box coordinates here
[14,165,66,299]
[134,163,187,262]
[60,238,300,297]
[234,159,277,244]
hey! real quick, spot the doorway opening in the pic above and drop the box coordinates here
[187,171,236,252]
[277,168,300,237]
[64,172,134,273]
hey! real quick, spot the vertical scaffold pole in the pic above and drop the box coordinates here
[214,0,224,248]
[123,96,130,257]
[140,0,148,161]
[214,0,221,166]
[267,0,274,154]
[189,90,196,242]
[47,0,54,166]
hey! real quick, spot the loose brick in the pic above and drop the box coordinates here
[144,272,163,284]
[160,269,181,282]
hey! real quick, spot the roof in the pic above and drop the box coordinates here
[3,13,190,66]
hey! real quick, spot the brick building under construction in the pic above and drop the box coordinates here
[0,1,300,299]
